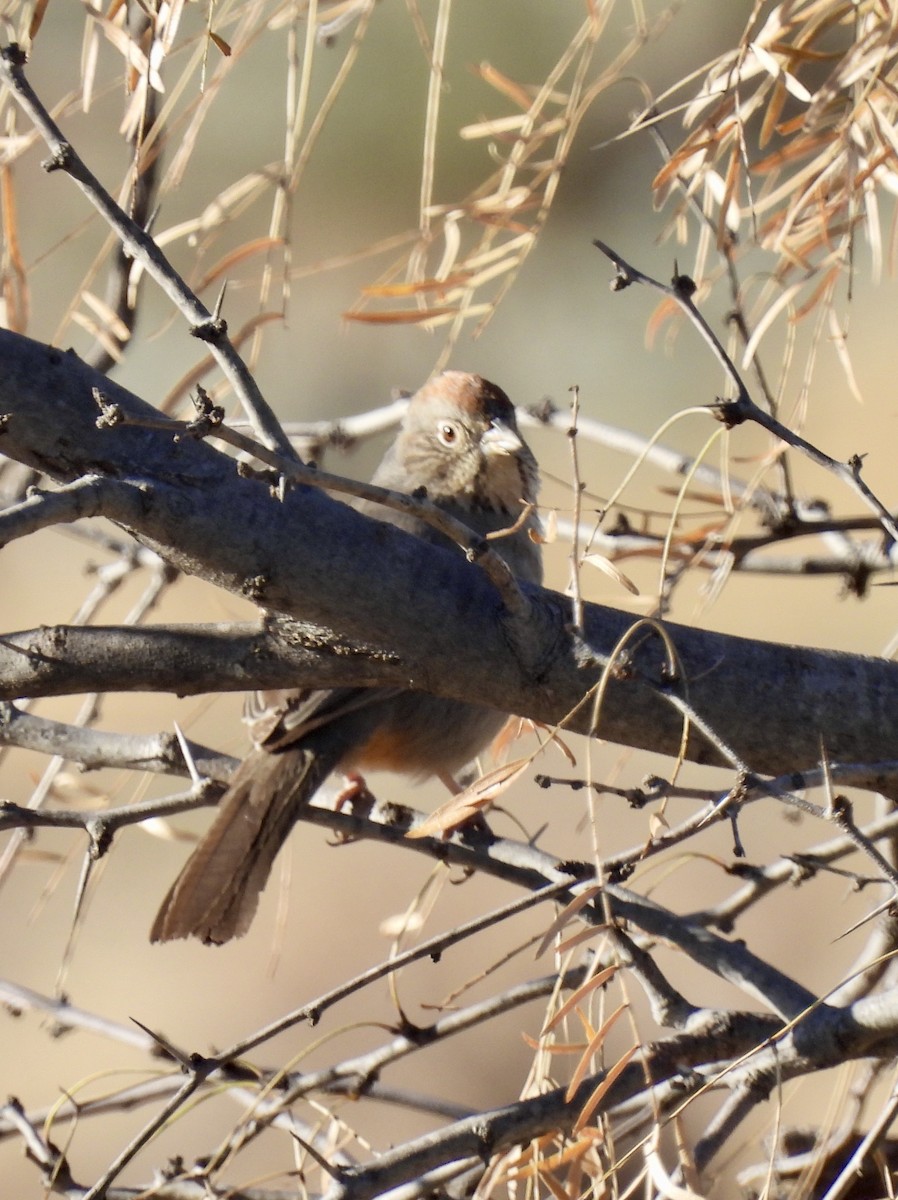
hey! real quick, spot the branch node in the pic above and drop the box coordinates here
[93,387,125,429]
[41,144,71,173]
[830,793,853,826]
[712,398,745,429]
[1,42,27,66]
[86,817,113,859]
[190,317,228,343]
[179,386,226,440]
[671,268,697,298]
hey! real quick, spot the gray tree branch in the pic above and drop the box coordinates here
[1,329,897,787]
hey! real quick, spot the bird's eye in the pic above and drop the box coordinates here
[437,421,462,447]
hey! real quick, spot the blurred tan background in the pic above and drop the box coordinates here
[3,1,898,1194]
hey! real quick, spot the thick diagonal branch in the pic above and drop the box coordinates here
[1,330,897,782]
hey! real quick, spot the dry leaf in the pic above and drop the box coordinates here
[541,964,620,1035]
[407,757,531,839]
[343,307,458,325]
[536,887,604,960]
[582,554,640,595]
[565,1002,629,1102]
[573,1045,639,1133]
[209,30,231,57]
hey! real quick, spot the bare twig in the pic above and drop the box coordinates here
[0,44,296,460]
[593,239,898,544]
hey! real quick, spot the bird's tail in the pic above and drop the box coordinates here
[150,745,330,945]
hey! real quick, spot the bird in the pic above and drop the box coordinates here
[150,370,542,944]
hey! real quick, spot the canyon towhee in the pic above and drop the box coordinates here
[151,370,542,943]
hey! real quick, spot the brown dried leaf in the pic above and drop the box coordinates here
[521,1034,587,1054]
[28,0,52,41]
[406,757,532,839]
[361,273,472,297]
[473,61,534,111]
[541,964,620,1035]
[193,238,285,293]
[209,30,231,57]
[0,165,28,333]
[536,887,604,960]
[572,1044,639,1134]
[759,77,788,149]
[343,307,458,325]
[565,1002,629,1102]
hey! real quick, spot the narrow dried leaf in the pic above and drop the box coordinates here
[780,67,812,103]
[541,964,620,1035]
[557,925,607,955]
[0,165,28,333]
[749,42,811,102]
[148,37,166,93]
[500,1129,605,1188]
[70,312,124,363]
[466,231,533,270]
[80,290,131,342]
[827,307,863,404]
[673,520,729,545]
[460,114,530,140]
[655,485,724,505]
[759,77,788,149]
[572,1044,639,1133]
[465,254,523,290]
[407,757,532,839]
[343,306,458,325]
[91,13,149,74]
[536,887,604,960]
[362,273,472,298]
[648,811,670,839]
[488,715,530,761]
[752,130,830,174]
[538,1170,569,1200]
[194,238,286,293]
[141,816,198,842]
[28,0,51,40]
[209,30,231,56]
[645,296,681,348]
[506,1133,558,1170]
[522,1034,586,1054]
[741,280,803,367]
[379,911,424,937]
[474,61,533,111]
[582,554,640,595]
[80,11,100,112]
[565,1002,629,1101]
[653,142,713,192]
[647,1140,706,1198]
[792,266,838,321]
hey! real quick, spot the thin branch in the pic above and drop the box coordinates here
[593,239,898,544]
[0,475,118,545]
[0,44,296,460]
[0,702,235,779]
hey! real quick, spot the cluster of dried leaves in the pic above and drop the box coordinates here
[651,0,898,395]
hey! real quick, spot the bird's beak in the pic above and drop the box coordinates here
[481,418,523,456]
